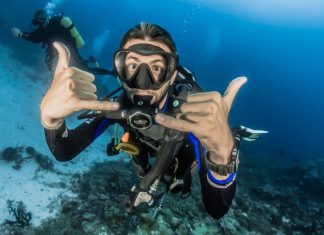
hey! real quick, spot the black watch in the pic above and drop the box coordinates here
[206,134,240,176]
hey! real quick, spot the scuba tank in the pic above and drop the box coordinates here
[60,16,85,48]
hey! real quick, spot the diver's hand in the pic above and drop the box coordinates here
[40,42,119,128]
[155,77,247,175]
[11,27,22,37]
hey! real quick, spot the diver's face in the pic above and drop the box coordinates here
[32,16,47,27]
[124,53,167,82]
[122,39,177,106]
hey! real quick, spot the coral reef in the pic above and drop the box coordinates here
[1,146,323,234]
[5,200,32,228]
[0,200,33,235]
[32,160,212,234]
[0,146,25,170]
[32,153,324,234]
[0,146,54,172]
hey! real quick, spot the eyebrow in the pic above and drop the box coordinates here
[126,56,140,62]
[150,59,165,64]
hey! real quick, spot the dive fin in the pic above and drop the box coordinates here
[238,125,268,141]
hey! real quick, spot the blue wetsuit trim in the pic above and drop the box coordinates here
[188,133,201,171]
[207,170,236,185]
[94,118,110,139]
[162,96,169,113]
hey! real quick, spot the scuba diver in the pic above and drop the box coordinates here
[39,22,267,220]
[11,9,113,76]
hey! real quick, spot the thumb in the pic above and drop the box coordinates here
[53,41,70,78]
[223,76,248,111]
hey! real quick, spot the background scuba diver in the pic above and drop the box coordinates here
[39,23,265,220]
[11,9,113,75]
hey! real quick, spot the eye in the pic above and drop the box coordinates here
[124,63,139,79]
[151,65,166,82]
[126,63,138,72]
[151,65,164,74]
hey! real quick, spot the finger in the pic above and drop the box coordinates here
[177,112,209,123]
[73,79,97,94]
[223,76,248,110]
[155,113,194,132]
[70,66,95,83]
[54,67,95,88]
[180,101,212,114]
[77,100,120,111]
[52,67,75,86]
[187,91,221,103]
[74,90,97,100]
[53,41,70,78]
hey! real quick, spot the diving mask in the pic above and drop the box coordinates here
[114,43,179,90]
[32,9,48,26]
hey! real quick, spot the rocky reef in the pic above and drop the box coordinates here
[31,154,324,234]
[0,146,323,234]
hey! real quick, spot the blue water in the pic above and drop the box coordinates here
[0,1,323,156]
[1,0,324,232]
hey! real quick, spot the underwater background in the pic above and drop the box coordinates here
[0,0,323,234]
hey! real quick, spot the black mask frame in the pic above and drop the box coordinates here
[114,43,179,90]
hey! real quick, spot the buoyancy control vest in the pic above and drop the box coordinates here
[78,65,202,213]
[119,66,203,212]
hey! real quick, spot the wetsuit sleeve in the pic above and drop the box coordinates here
[187,134,236,220]
[199,154,236,220]
[20,28,45,43]
[199,146,236,219]
[44,117,116,161]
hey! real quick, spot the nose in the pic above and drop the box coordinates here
[134,64,154,89]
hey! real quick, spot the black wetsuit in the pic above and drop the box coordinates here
[20,15,87,71]
[44,89,237,220]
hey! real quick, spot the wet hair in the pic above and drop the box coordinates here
[32,9,48,26]
[34,9,47,19]
[120,22,176,53]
